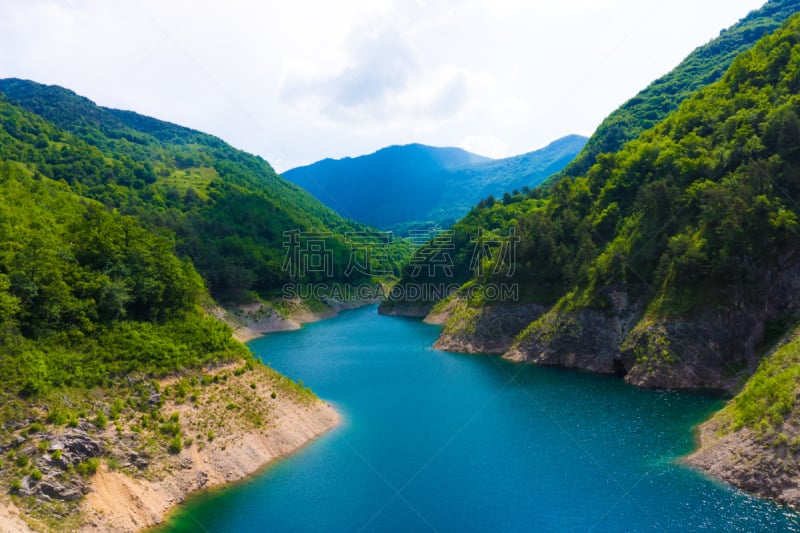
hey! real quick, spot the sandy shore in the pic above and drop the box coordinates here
[78,363,339,532]
[0,501,32,533]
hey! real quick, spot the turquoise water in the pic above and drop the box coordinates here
[163,306,799,532]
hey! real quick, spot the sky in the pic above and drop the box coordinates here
[0,0,767,172]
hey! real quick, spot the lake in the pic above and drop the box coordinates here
[161,305,799,532]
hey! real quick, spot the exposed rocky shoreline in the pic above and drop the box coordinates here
[80,365,338,532]
[0,301,345,533]
[424,298,547,355]
[382,281,800,509]
[685,417,800,508]
[218,297,379,342]
[0,361,338,533]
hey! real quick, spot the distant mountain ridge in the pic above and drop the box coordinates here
[283,135,587,231]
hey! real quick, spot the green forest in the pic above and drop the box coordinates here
[0,79,412,409]
[0,79,409,300]
[0,164,249,397]
[558,0,800,179]
[396,9,800,317]
[390,8,800,391]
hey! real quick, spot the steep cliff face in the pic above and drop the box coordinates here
[426,299,547,354]
[686,326,800,507]
[504,286,642,376]
[624,257,800,389]
[503,258,800,392]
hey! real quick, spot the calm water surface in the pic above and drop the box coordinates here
[162,306,799,532]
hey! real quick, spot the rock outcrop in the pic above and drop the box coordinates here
[686,420,800,508]
[501,258,800,392]
[427,298,547,354]
[503,286,643,376]
[377,301,433,318]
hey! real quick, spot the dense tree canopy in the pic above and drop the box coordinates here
[0,164,246,397]
[559,0,800,179]
[0,79,410,301]
[394,13,800,321]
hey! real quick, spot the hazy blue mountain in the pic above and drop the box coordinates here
[283,135,587,231]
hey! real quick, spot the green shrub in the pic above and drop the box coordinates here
[109,398,124,421]
[93,411,108,430]
[76,458,100,476]
[168,436,183,454]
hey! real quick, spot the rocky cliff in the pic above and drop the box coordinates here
[504,256,800,392]
[0,361,338,532]
[427,298,547,354]
[686,325,800,507]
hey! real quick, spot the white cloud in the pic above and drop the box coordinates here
[0,0,767,171]
[460,135,509,159]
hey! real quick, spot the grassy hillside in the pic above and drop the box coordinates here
[283,135,586,232]
[559,0,800,179]
[0,79,410,301]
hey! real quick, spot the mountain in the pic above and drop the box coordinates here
[0,79,409,301]
[557,0,800,180]
[283,144,492,230]
[0,79,401,526]
[383,7,800,506]
[425,135,588,225]
[283,135,587,231]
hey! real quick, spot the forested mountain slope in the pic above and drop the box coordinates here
[0,79,408,300]
[0,80,380,528]
[559,0,800,179]
[386,11,800,382]
[383,11,800,506]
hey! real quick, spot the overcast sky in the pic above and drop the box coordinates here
[1,0,766,172]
